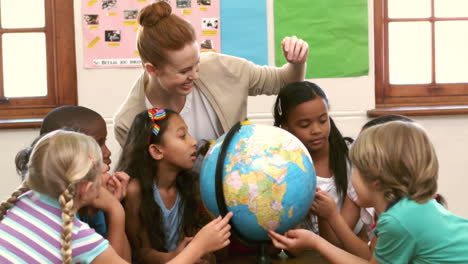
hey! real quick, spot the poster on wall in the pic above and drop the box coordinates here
[82,0,220,68]
[220,0,268,66]
[274,0,368,78]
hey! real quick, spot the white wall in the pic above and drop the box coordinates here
[1,0,467,217]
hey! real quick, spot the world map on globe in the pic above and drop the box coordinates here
[200,123,316,242]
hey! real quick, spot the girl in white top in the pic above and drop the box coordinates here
[273,81,365,250]
[282,115,414,259]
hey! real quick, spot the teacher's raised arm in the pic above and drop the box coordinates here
[280,36,309,84]
[113,1,309,148]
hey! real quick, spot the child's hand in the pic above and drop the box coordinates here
[281,36,309,64]
[311,189,339,220]
[106,171,130,201]
[90,187,120,212]
[191,212,233,254]
[268,229,315,252]
[173,236,194,256]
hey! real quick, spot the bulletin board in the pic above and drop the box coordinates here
[82,0,220,68]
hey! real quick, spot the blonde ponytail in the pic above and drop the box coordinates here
[22,130,102,264]
[59,185,76,264]
[0,183,29,221]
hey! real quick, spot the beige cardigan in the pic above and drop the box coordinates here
[114,52,296,147]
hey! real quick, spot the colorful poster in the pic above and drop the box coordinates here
[82,0,220,68]
[274,0,369,78]
[221,0,268,65]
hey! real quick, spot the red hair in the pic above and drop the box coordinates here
[137,1,196,68]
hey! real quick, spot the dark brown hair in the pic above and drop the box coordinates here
[273,81,350,200]
[116,109,209,252]
[15,106,104,180]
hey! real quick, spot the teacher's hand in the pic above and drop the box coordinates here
[282,36,309,64]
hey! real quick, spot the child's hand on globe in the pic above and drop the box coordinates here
[268,229,316,252]
[192,212,233,254]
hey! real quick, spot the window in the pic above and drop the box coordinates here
[372,0,468,115]
[0,0,77,128]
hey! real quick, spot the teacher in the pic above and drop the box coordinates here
[114,1,309,147]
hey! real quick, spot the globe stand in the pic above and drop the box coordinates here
[256,243,271,264]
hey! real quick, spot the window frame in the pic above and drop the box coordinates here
[371,0,468,116]
[0,0,77,128]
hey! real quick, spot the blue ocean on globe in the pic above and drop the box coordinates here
[200,123,316,242]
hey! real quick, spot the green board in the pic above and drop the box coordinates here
[274,0,369,78]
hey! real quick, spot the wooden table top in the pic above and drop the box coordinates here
[219,250,329,264]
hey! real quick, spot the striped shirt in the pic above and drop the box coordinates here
[0,191,109,264]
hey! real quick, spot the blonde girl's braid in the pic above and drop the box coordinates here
[0,183,29,221]
[59,185,76,264]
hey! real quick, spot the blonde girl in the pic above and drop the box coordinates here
[269,121,468,263]
[0,130,231,264]
[0,130,119,264]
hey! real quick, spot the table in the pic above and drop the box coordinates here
[219,250,329,264]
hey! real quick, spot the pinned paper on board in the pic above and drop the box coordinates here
[82,0,220,68]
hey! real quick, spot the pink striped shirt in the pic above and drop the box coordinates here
[0,191,108,264]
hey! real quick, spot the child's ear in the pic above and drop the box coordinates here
[76,181,95,202]
[148,144,164,160]
[144,62,159,78]
[371,179,383,191]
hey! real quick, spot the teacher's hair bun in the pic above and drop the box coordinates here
[138,1,172,27]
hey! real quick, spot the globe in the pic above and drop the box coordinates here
[200,122,316,243]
